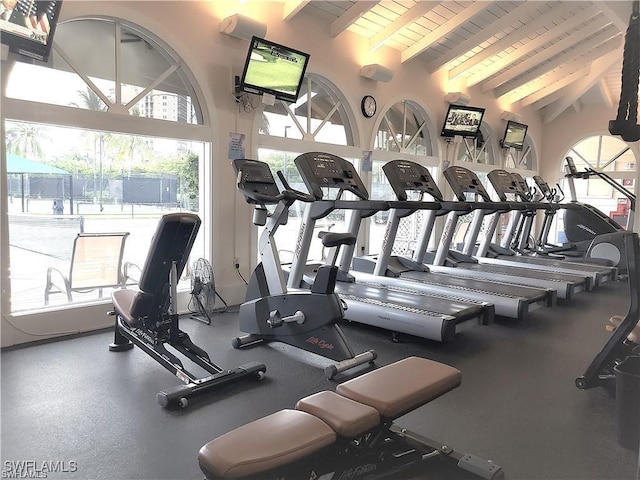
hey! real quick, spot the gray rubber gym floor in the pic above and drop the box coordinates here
[2,279,639,480]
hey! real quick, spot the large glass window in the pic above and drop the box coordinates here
[3,18,209,313]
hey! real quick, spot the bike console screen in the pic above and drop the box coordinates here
[294,152,368,200]
[233,159,281,203]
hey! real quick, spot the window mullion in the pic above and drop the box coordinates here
[311,101,341,138]
[125,64,179,110]
[114,22,122,106]
[52,43,113,109]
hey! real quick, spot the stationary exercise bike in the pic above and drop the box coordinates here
[232,159,376,379]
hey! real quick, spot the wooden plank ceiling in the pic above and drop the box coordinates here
[282,1,635,124]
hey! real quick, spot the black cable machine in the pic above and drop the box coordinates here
[109,213,266,408]
[608,0,640,143]
[576,231,640,390]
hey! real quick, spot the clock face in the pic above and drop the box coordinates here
[361,95,376,118]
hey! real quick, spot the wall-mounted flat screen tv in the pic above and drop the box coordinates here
[239,36,310,103]
[501,120,528,150]
[0,0,63,62]
[440,104,485,138]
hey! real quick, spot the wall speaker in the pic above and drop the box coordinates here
[219,14,267,40]
[444,92,471,105]
[360,64,394,83]
[501,110,522,122]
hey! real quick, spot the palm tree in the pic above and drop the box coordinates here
[5,122,49,159]
[69,87,107,111]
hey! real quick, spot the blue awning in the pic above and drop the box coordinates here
[6,153,71,175]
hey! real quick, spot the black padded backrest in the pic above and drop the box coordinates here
[130,213,201,318]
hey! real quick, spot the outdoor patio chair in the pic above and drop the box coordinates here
[44,232,130,305]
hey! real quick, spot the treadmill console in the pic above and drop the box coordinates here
[565,156,578,175]
[233,159,281,204]
[443,166,492,202]
[487,169,519,202]
[294,152,368,200]
[532,175,552,199]
[382,160,444,202]
[510,172,531,199]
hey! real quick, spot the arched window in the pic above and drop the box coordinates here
[260,74,352,145]
[563,134,637,227]
[4,17,210,313]
[455,126,494,167]
[504,136,537,171]
[374,100,433,156]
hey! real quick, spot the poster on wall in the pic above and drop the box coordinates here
[228,132,246,160]
[362,151,372,172]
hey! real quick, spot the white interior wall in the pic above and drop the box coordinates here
[1,0,637,347]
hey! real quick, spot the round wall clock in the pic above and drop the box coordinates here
[361,95,377,118]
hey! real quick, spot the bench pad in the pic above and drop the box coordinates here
[198,409,336,479]
[336,356,461,418]
[296,391,380,437]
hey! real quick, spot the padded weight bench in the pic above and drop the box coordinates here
[199,356,504,480]
[108,213,266,408]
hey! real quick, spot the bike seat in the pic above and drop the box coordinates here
[318,231,356,248]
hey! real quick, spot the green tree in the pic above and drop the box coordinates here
[69,87,107,111]
[5,122,49,159]
[177,152,199,210]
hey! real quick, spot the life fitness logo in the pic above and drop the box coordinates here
[306,336,334,350]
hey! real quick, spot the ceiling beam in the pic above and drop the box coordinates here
[369,1,440,52]
[598,2,633,32]
[283,0,309,21]
[400,1,490,64]
[448,3,574,81]
[509,36,621,104]
[493,24,620,98]
[596,78,614,110]
[330,1,380,37]
[526,85,567,111]
[514,65,591,105]
[540,47,623,123]
[426,1,542,73]
[471,4,602,89]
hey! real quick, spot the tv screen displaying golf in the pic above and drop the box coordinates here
[239,36,310,103]
[440,104,485,138]
[501,120,528,150]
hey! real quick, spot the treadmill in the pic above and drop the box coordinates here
[476,169,618,287]
[421,165,590,300]
[351,160,553,320]
[286,151,492,343]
